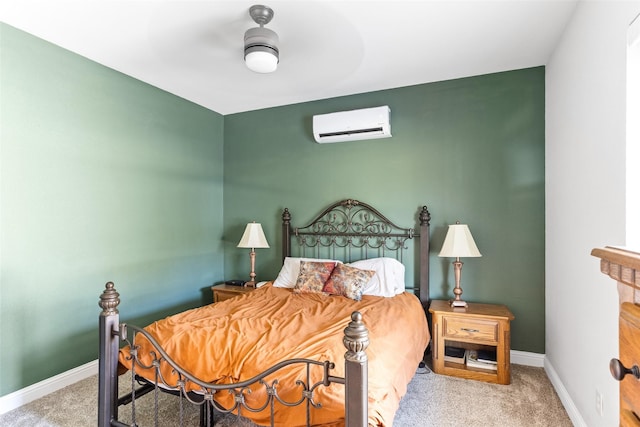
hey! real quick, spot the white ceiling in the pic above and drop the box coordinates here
[1,1,578,115]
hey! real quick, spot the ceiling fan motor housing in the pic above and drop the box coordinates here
[244,27,279,58]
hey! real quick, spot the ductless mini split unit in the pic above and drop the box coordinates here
[312,106,392,143]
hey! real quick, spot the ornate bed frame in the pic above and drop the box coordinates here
[283,199,431,306]
[97,199,430,426]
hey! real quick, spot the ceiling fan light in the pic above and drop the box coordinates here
[245,49,279,73]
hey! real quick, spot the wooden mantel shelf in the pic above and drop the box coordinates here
[592,246,640,291]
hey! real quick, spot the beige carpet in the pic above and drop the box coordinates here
[0,364,572,426]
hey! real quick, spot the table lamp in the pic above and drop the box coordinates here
[237,222,270,287]
[438,221,482,308]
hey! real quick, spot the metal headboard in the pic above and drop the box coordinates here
[281,199,431,306]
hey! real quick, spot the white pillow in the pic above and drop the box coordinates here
[273,257,342,288]
[347,257,406,297]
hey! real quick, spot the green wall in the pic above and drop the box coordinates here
[0,24,225,395]
[223,68,545,353]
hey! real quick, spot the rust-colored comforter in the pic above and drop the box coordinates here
[119,283,429,426]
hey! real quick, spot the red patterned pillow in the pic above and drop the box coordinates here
[323,263,375,301]
[293,261,337,294]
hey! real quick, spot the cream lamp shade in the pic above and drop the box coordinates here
[237,222,270,249]
[438,223,482,258]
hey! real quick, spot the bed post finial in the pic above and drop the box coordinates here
[99,281,120,315]
[343,311,368,426]
[343,311,369,361]
[419,206,431,226]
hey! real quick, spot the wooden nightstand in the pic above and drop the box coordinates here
[211,284,255,303]
[429,299,515,385]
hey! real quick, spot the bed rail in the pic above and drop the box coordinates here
[98,282,369,427]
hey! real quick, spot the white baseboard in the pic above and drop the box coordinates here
[511,349,545,367]
[544,357,587,427]
[0,359,98,415]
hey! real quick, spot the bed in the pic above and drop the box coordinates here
[98,199,431,427]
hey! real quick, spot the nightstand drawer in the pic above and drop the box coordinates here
[215,289,243,303]
[442,316,499,343]
[211,284,254,303]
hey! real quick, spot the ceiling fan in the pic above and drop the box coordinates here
[244,4,280,73]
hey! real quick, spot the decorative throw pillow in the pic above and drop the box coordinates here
[293,261,337,294]
[323,263,375,301]
[273,257,342,288]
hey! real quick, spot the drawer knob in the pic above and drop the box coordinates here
[610,358,640,381]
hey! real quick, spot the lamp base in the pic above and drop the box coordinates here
[450,299,468,308]
[244,281,256,288]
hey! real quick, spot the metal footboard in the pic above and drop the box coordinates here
[98,282,369,427]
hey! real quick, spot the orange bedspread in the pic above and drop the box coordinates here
[119,283,429,426]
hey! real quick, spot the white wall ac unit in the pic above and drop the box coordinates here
[312,106,392,143]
